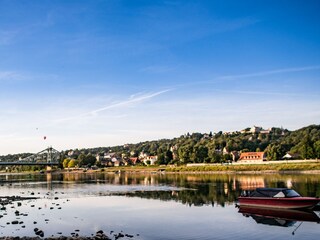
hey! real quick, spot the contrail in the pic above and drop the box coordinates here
[53,89,172,123]
[90,89,171,115]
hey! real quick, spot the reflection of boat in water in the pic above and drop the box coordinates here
[239,206,320,235]
[238,188,320,209]
[239,206,320,228]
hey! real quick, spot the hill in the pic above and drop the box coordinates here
[63,124,320,166]
[1,125,319,169]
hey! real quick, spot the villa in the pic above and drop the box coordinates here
[238,152,266,163]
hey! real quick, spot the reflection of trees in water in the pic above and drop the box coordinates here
[110,173,320,207]
[111,174,242,207]
[2,172,319,207]
[119,190,216,207]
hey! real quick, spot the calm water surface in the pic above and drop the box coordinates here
[0,172,319,239]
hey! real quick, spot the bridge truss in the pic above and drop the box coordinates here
[0,147,60,166]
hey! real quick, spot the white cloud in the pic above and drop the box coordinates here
[219,65,320,80]
[0,30,19,45]
[0,71,21,81]
[140,65,176,74]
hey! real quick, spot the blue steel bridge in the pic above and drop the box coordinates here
[0,147,60,166]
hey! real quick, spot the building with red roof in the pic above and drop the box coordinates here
[238,152,266,163]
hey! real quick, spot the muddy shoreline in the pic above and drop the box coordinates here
[0,228,132,239]
[0,194,138,240]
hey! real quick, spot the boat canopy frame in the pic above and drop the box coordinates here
[243,188,301,198]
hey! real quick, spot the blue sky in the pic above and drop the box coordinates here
[0,0,319,155]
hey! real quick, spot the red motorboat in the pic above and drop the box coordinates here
[238,188,320,209]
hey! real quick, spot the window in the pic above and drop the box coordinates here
[285,190,301,198]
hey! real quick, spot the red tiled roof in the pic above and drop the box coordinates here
[129,157,139,164]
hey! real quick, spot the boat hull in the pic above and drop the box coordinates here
[238,197,320,209]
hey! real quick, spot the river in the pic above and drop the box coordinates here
[0,172,319,239]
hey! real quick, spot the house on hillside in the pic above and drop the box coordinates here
[242,126,271,134]
[260,128,271,134]
[139,152,148,159]
[113,159,123,167]
[230,151,239,161]
[104,152,116,160]
[142,156,158,165]
[96,154,104,162]
[250,126,262,134]
[67,150,74,156]
[238,152,266,163]
[129,157,140,165]
[222,147,229,155]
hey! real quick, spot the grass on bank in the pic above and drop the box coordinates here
[166,163,320,172]
[102,162,320,173]
[4,162,318,174]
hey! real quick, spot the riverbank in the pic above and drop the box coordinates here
[59,161,320,174]
[0,230,131,240]
[0,231,131,240]
[1,161,319,175]
[165,162,320,173]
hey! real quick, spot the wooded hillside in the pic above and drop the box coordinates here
[1,125,319,167]
[64,124,320,165]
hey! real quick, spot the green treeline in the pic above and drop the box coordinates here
[78,124,320,164]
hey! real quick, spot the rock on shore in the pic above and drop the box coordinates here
[0,229,138,240]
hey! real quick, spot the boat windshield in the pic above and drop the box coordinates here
[284,189,301,198]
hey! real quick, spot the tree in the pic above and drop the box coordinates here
[314,140,320,159]
[157,153,165,165]
[265,143,287,160]
[149,142,158,155]
[226,139,236,151]
[211,152,222,163]
[165,150,173,163]
[266,144,279,160]
[68,159,78,168]
[223,154,232,162]
[300,136,314,159]
[192,145,208,163]
[84,154,97,167]
[78,154,86,166]
[63,158,71,168]
[191,133,203,141]
[178,145,193,164]
[78,154,96,167]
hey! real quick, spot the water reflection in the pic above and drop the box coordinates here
[239,206,320,225]
[238,206,320,237]
[1,172,320,208]
[1,172,320,239]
